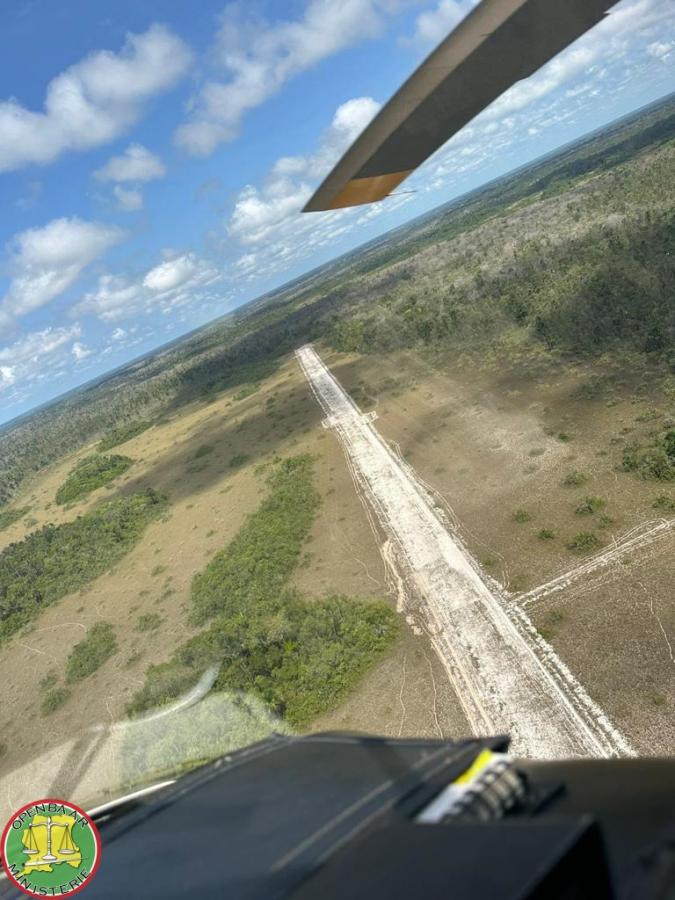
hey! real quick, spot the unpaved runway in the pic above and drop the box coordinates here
[296,345,632,759]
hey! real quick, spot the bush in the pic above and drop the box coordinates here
[537,528,555,540]
[232,385,259,402]
[567,531,601,553]
[0,489,166,643]
[56,454,133,505]
[136,613,162,632]
[0,507,30,531]
[66,623,117,682]
[41,686,71,716]
[98,421,152,452]
[574,496,606,515]
[194,445,214,459]
[512,509,530,523]
[622,430,675,481]
[538,609,565,642]
[652,495,675,511]
[561,470,588,487]
[229,454,250,468]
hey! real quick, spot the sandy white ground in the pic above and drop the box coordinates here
[296,344,633,759]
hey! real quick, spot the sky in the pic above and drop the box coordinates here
[0,0,673,424]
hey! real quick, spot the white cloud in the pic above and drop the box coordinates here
[229,96,380,246]
[0,217,124,326]
[143,253,202,292]
[175,0,392,156]
[95,145,164,211]
[0,325,83,393]
[74,274,143,322]
[0,25,192,173]
[111,327,127,341]
[647,40,673,58]
[483,45,598,121]
[71,341,92,360]
[95,143,166,182]
[113,185,144,212]
[408,0,476,46]
[75,252,222,322]
[224,93,418,285]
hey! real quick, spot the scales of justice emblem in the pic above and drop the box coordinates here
[21,815,79,866]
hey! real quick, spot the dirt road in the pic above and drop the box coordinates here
[296,345,633,759]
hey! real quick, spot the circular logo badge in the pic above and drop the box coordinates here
[1,798,101,897]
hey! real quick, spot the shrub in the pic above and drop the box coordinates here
[229,454,249,468]
[194,445,214,459]
[570,378,607,400]
[537,528,555,540]
[0,507,30,531]
[567,531,601,553]
[98,421,152,452]
[66,623,117,682]
[136,613,162,632]
[512,509,531,523]
[232,385,259,402]
[574,496,606,515]
[652,495,675,511]
[41,686,71,716]
[538,610,565,642]
[561,470,588,487]
[56,454,133,505]
[622,431,675,481]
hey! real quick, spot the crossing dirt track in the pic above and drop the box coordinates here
[296,345,633,759]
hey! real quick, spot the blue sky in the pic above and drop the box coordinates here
[0,0,673,424]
